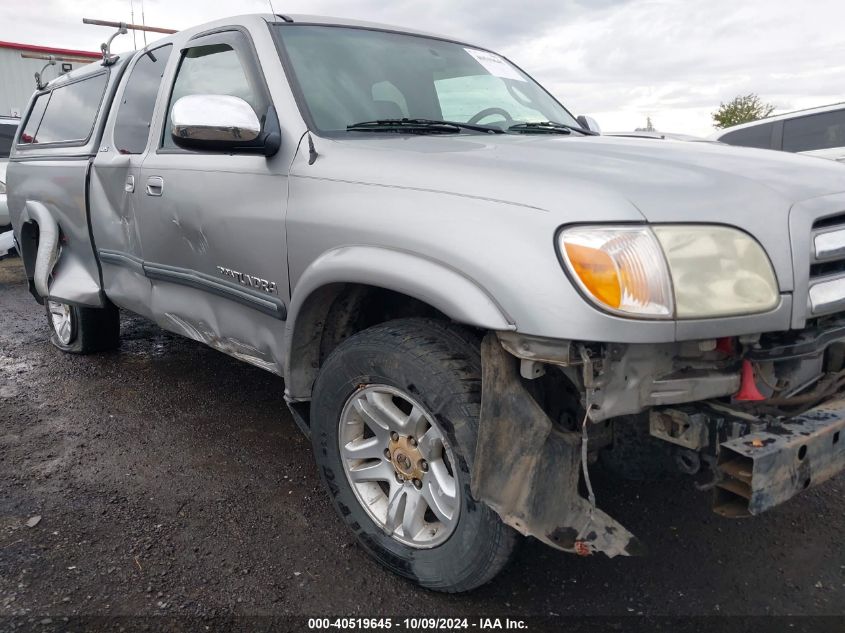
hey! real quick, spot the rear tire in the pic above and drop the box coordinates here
[310,318,518,592]
[46,299,120,354]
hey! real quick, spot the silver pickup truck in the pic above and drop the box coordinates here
[8,13,845,592]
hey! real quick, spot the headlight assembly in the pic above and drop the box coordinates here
[558,225,778,319]
[653,225,779,318]
[559,226,674,318]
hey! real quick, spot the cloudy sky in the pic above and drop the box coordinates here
[1,0,841,136]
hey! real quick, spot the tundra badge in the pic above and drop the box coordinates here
[217,266,277,294]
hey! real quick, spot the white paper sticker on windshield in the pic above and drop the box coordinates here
[464,48,525,82]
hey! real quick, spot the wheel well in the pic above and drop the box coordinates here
[286,283,453,401]
[18,221,38,278]
[319,285,448,363]
[18,221,43,303]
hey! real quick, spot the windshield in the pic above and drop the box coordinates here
[274,25,580,134]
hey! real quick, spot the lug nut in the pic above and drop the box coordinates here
[384,449,391,459]
[395,473,404,484]
[390,431,399,441]
[412,479,422,489]
[420,460,429,472]
[408,436,417,447]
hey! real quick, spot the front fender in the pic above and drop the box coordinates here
[283,245,515,400]
[289,245,514,331]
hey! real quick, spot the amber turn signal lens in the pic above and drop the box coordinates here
[563,243,621,309]
[559,226,674,318]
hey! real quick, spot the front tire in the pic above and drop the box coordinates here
[46,299,120,354]
[310,318,517,592]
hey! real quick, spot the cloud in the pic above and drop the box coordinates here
[0,0,840,135]
[512,0,845,133]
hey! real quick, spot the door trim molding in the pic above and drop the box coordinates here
[98,249,287,320]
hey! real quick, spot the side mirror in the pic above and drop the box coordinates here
[577,115,602,134]
[170,94,281,156]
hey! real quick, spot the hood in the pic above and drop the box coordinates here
[310,134,845,291]
[318,134,845,214]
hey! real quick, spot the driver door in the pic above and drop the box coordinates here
[135,28,290,373]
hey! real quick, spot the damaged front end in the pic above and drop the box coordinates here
[474,334,643,558]
[473,319,845,557]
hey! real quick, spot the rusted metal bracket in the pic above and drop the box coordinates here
[472,334,643,557]
[714,396,845,517]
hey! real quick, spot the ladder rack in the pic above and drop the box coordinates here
[82,18,177,35]
[21,53,95,90]
[81,17,177,65]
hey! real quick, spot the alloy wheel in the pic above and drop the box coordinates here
[47,300,74,345]
[338,384,460,548]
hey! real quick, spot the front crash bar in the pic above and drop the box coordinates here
[472,334,643,557]
[715,396,845,517]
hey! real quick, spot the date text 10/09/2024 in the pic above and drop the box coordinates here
[307,618,529,630]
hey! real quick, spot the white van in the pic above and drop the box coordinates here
[714,102,845,162]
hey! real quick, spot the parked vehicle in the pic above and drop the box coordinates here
[8,14,845,592]
[0,116,18,227]
[714,102,845,162]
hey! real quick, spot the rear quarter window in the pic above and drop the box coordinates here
[19,94,49,144]
[18,73,109,146]
[719,122,775,149]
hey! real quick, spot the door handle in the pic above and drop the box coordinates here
[146,176,164,196]
[124,175,135,193]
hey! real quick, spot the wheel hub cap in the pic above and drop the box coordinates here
[389,435,424,481]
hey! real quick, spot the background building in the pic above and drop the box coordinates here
[0,41,99,118]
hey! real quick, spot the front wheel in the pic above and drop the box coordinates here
[45,299,120,354]
[310,318,517,592]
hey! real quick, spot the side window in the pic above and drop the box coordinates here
[114,45,173,154]
[19,93,50,144]
[163,37,266,150]
[719,122,774,149]
[0,124,17,158]
[783,110,845,153]
[21,74,108,145]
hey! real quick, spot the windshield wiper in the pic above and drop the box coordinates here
[347,118,504,134]
[507,121,598,136]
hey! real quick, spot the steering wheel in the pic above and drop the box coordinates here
[467,107,514,126]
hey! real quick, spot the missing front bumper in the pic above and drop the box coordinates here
[714,397,845,517]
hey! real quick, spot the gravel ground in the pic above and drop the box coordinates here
[1,256,844,630]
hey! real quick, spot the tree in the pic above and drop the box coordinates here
[712,94,775,129]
